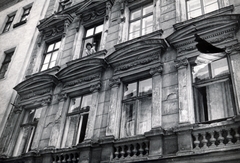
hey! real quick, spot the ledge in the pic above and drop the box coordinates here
[26,66,60,79]
[13,20,27,28]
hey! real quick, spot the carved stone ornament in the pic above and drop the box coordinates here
[58,93,68,101]
[63,20,71,37]
[174,58,188,69]
[109,77,121,88]
[82,9,105,22]
[225,43,240,54]
[45,26,64,38]
[90,83,101,92]
[105,0,112,20]
[41,97,52,106]
[150,64,163,76]
[13,105,23,114]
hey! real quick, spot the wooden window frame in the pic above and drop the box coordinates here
[2,14,15,33]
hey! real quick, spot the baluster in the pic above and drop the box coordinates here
[62,154,66,163]
[127,144,131,158]
[145,141,149,155]
[120,145,125,159]
[52,155,57,163]
[114,146,120,160]
[72,153,76,162]
[217,130,225,147]
[67,154,71,163]
[209,131,216,148]
[234,128,240,143]
[132,143,137,157]
[201,132,208,149]
[226,129,233,145]
[57,155,62,163]
[193,133,200,150]
[139,142,143,157]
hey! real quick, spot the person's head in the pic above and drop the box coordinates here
[86,43,92,50]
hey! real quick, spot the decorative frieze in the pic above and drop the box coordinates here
[90,83,101,92]
[20,89,51,101]
[174,58,188,69]
[82,9,105,22]
[109,77,121,88]
[149,64,163,76]
[225,43,240,54]
[44,26,64,38]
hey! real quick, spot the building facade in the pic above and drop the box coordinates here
[0,0,240,162]
[0,0,51,138]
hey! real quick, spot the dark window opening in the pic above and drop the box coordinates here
[0,51,14,79]
[79,113,89,143]
[2,14,15,33]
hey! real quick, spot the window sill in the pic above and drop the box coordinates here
[13,20,27,28]
[26,66,60,79]
[193,74,230,87]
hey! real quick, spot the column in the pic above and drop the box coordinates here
[85,83,101,140]
[149,64,163,128]
[106,77,122,138]
[175,58,194,124]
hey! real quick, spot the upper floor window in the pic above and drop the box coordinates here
[121,78,152,137]
[0,51,14,79]
[187,0,219,19]
[20,6,32,22]
[58,0,72,12]
[82,24,103,57]
[61,94,91,147]
[129,3,153,40]
[13,108,42,156]
[41,40,61,71]
[192,58,235,122]
[2,14,15,33]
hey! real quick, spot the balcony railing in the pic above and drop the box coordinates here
[192,120,240,153]
[52,148,79,163]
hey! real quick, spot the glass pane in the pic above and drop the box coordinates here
[137,97,151,135]
[204,3,219,13]
[21,15,28,21]
[0,64,9,73]
[188,9,202,18]
[123,82,137,99]
[86,27,94,37]
[123,101,136,136]
[24,8,31,14]
[65,115,80,147]
[187,0,201,11]
[203,0,218,6]
[49,61,56,68]
[43,54,51,64]
[69,97,82,113]
[3,24,11,32]
[139,78,152,96]
[81,94,92,110]
[47,44,54,52]
[54,41,61,49]
[9,15,15,22]
[51,51,58,61]
[41,64,48,71]
[26,109,35,123]
[95,24,103,34]
[131,9,141,20]
[129,20,140,33]
[192,64,210,82]
[143,4,153,15]
[142,15,153,35]
[129,31,140,40]
[211,58,229,78]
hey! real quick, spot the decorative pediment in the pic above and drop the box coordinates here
[37,13,74,31]
[56,58,107,92]
[166,14,240,57]
[13,74,59,107]
[106,34,167,77]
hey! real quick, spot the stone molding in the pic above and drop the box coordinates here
[57,93,68,102]
[20,89,51,101]
[109,77,121,88]
[90,83,101,92]
[149,64,163,76]
[174,58,188,69]
[225,43,240,54]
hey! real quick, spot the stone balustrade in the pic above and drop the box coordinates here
[113,139,149,160]
[192,121,240,153]
[52,150,79,163]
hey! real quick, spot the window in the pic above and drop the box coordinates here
[20,6,32,22]
[58,0,71,12]
[187,0,219,19]
[2,14,15,33]
[192,58,235,122]
[13,108,42,156]
[82,24,103,57]
[0,51,14,79]
[129,3,153,40]
[41,40,61,71]
[121,78,152,137]
[61,94,91,147]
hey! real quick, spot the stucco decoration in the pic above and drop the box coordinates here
[13,74,59,107]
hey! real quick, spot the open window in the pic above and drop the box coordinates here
[121,78,152,137]
[13,108,42,156]
[61,94,92,147]
[192,58,235,122]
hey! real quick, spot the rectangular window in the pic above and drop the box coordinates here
[61,94,92,147]
[129,3,153,40]
[13,108,42,156]
[192,58,235,122]
[0,51,14,79]
[2,14,15,33]
[41,40,61,71]
[187,0,219,19]
[82,24,103,57]
[20,6,32,22]
[121,78,152,137]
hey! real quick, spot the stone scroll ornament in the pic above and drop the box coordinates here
[194,34,226,64]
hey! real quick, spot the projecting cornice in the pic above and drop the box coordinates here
[13,74,59,107]
[166,14,240,57]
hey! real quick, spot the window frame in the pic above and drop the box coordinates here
[40,40,61,71]
[2,14,15,33]
[128,2,153,40]
[20,6,32,22]
[0,51,14,79]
